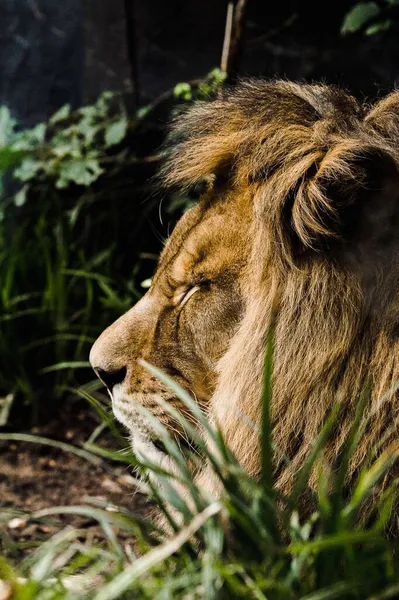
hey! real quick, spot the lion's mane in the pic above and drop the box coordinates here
[164,80,399,504]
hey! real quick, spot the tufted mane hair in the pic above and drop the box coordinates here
[163,80,399,517]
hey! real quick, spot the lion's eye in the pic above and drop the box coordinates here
[173,285,200,307]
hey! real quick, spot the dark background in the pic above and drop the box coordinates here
[1,0,398,128]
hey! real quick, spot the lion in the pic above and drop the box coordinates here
[90,79,399,508]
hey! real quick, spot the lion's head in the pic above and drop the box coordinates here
[89,174,252,468]
[90,80,399,493]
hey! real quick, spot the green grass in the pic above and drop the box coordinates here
[1,356,398,600]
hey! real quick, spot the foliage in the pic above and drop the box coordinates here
[0,93,129,210]
[0,70,226,420]
[342,0,399,35]
[174,68,228,102]
[1,357,398,598]
[0,93,142,418]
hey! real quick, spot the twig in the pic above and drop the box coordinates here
[100,154,164,166]
[221,3,234,74]
[124,0,140,110]
[220,0,249,82]
[150,78,203,112]
[248,14,298,46]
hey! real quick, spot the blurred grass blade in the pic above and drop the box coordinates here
[93,502,222,600]
[371,583,399,600]
[343,443,399,519]
[0,433,103,466]
[0,393,14,426]
[32,506,125,560]
[288,529,386,554]
[300,581,358,600]
[83,442,134,464]
[334,385,370,497]
[140,360,216,439]
[28,528,84,582]
[133,403,205,511]
[40,361,91,374]
[261,324,274,492]
[70,385,125,444]
[292,403,341,503]
[61,268,112,283]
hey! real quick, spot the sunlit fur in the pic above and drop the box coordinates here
[164,80,399,498]
[91,80,399,515]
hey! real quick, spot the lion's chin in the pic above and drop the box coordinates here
[130,430,174,471]
[110,389,178,477]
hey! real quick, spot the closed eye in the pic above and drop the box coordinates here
[174,285,201,307]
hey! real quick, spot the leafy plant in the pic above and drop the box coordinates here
[342,0,399,35]
[0,93,145,418]
[174,68,227,102]
[0,92,129,207]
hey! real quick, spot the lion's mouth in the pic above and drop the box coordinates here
[152,435,200,458]
[152,439,168,454]
[110,390,202,464]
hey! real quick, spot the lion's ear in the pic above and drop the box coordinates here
[263,140,399,264]
[365,91,399,140]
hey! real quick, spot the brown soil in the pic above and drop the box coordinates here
[0,407,150,559]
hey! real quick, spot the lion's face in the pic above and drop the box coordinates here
[91,80,399,514]
[89,186,251,467]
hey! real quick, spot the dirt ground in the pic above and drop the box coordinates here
[0,407,150,558]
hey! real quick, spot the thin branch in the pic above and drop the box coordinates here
[220,0,249,82]
[221,3,234,74]
[148,78,203,112]
[248,14,298,46]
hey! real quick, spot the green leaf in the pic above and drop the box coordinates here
[13,157,43,182]
[207,67,228,86]
[174,82,192,101]
[78,104,99,119]
[57,157,103,188]
[366,19,392,34]
[12,122,46,150]
[341,2,380,34]
[0,106,16,146]
[137,105,151,119]
[104,116,128,148]
[288,529,385,554]
[50,137,80,158]
[50,103,71,125]
[0,147,24,172]
[14,185,28,207]
[95,91,115,118]
[77,117,99,144]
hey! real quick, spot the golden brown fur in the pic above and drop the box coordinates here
[90,80,399,507]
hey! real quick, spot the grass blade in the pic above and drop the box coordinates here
[0,433,104,466]
[93,502,222,600]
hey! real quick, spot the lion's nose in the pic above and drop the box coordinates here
[93,366,127,392]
